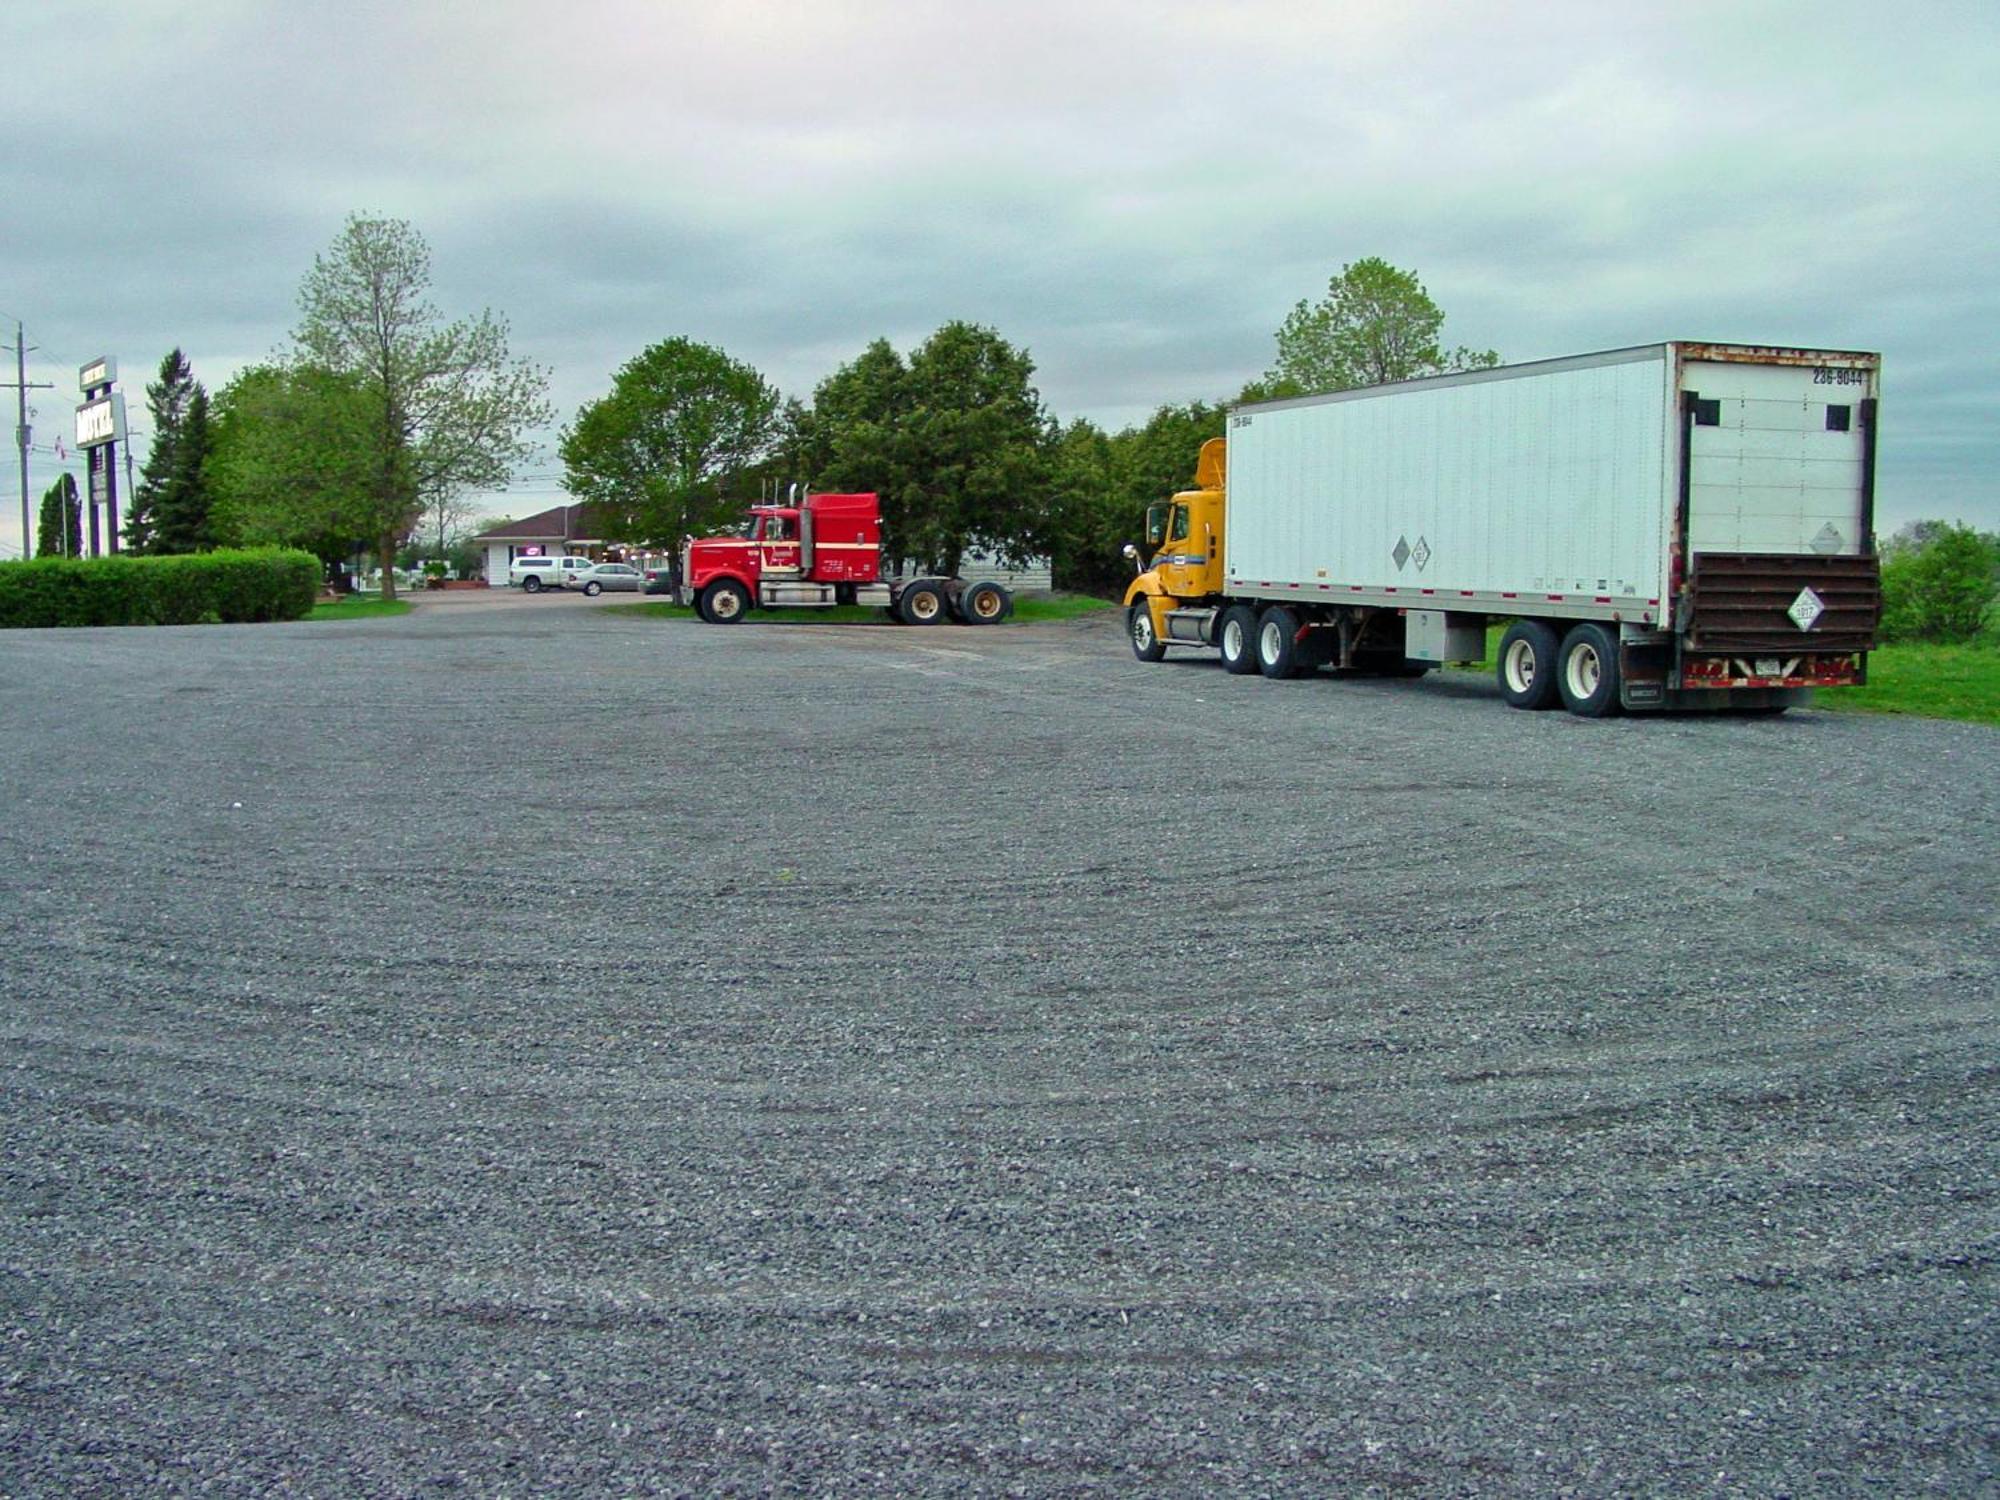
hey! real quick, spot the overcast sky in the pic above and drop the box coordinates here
[4,0,1996,557]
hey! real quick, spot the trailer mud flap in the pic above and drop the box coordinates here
[1619,639,1670,711]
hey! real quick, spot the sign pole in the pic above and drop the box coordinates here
[75,358,122,558]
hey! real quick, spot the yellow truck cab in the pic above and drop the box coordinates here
[1123,437,1227,660]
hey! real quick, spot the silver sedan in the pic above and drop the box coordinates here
[569,563,643,596]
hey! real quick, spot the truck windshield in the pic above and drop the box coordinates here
[1145,504,1168,548]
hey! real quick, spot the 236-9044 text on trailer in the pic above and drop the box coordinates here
[1123,341,1881,717]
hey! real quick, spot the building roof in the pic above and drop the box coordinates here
[471,502,615,544]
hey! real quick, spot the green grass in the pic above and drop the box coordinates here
[308,596,413,621]
[602,592,1117,625]
[1814,642,2000,727]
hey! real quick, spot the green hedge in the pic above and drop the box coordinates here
[0,549,321,628]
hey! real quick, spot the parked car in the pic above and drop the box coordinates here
[643,565,680,596]
[508,555,595,593]
[568,563,642,596]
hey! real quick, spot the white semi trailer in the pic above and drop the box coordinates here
[1124,342,1882,715]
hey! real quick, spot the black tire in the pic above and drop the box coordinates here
[1256,606,1305,679]
[583,580,603,597]
[899,582,946,625]
[1496,621,1561,710]
[1218,605,1259,675]
[960,581,1009,625]
[521,576,542,594]
[1128,600,1167,662]
[1557,622,1623,717]
[700,579,748,624]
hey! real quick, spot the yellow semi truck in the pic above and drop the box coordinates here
[1123,342,1882,716]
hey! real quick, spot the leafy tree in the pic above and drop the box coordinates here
[1879,522,1998,642]
[35,473,81,557]
[814,323,1053,575]
[207,363,379,567]
[559,337,780,546]
[292,215,551,597]
[415,486,480,564]
[124,349,214,554]
[1046,403,1228,596]
[798,338,906,501]
[1045,418,1117,594]
[1261,257,1498,398]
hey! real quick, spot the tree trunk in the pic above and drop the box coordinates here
[379,532,398,599]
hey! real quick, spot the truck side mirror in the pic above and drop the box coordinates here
[1122,542,1142,575]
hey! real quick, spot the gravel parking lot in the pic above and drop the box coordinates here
[3,596,1995,1496]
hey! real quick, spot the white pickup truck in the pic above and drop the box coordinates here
[508,555,594,593]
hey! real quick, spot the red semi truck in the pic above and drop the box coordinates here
[678,491,1013,625]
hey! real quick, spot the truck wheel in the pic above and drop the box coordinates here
[1497,621,1561,710]
[899,582,946,625]
[522,576,542,594]
[583,580,603,597]
[700,579,748,623]
[1128,600,1167,662]
[960,581,1009,624]
[1557,623,1623,717]
[1256,606,1305,679]
[1218,605,1259,675]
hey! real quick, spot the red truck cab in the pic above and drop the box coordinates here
[682,493,883,620]
[680,490,1011,626]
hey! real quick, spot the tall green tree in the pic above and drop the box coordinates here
[1046,418,1117,594]
[124,348,214,553]
[152,385,214,553]
[36,473,81,558]
[559,337,780,546]
[207,364,379,567]
[1259,257,1498,398]
[814,322,1053,575]
[292,215,551,597]
[1046,402,1228,596]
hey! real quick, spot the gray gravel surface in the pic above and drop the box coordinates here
[2,594,1995,1497]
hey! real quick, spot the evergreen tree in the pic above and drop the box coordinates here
[35,473,82,558]
[124,350,201,556]
[153,385,214,552]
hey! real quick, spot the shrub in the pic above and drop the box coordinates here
[1879,524,1999,644]
[0,548,320,629]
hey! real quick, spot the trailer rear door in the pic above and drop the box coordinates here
[1678,349,1881,654]
[1680,351,1876,557]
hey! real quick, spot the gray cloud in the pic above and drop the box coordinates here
[4,0,1995,554]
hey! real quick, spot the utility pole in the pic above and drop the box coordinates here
[6,323,54,559]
